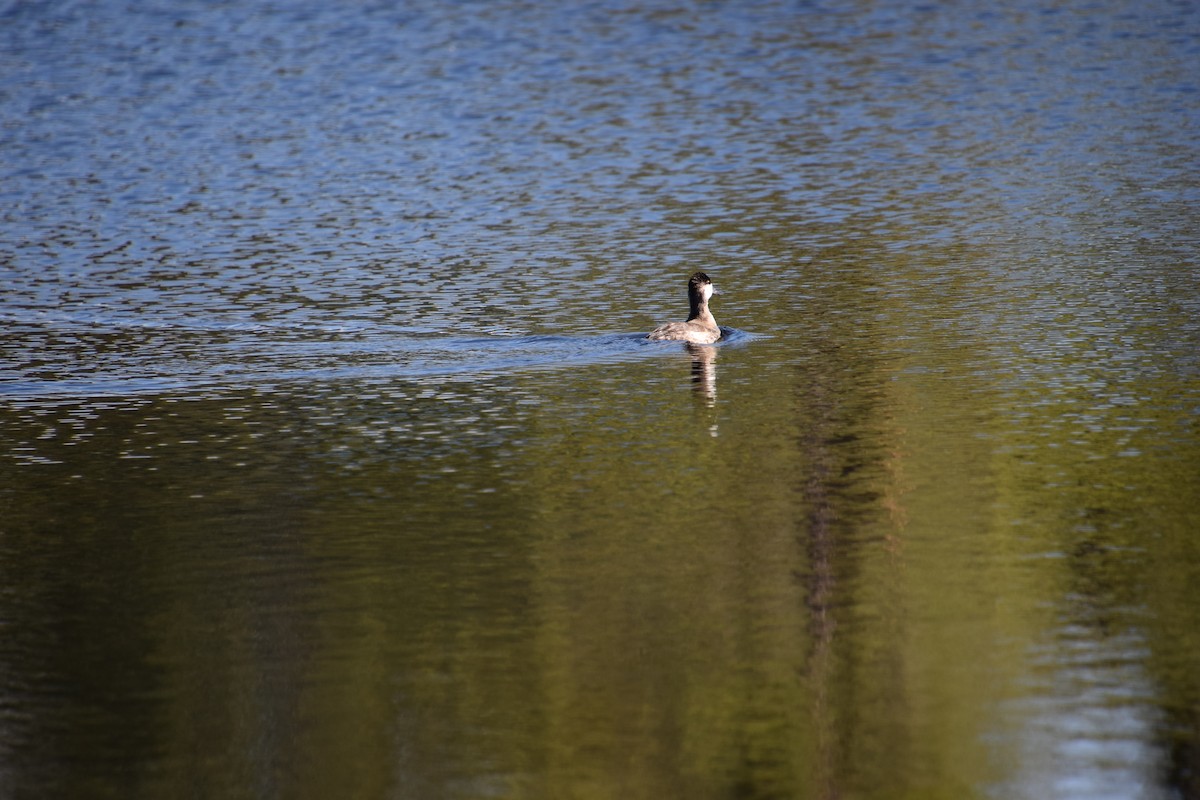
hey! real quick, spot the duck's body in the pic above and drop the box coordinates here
[647,316,721,345]
[647,272,721,344]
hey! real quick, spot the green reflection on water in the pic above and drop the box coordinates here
[4,246,1197,800]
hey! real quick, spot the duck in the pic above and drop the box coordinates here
[646,271,721,344]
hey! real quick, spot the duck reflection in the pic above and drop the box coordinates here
[686,342,718,417]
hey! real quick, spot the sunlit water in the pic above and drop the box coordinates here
[2,0,1199,798]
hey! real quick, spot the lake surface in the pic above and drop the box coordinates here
[3,0,1199,797]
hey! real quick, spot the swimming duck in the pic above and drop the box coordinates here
[646,271,721,344]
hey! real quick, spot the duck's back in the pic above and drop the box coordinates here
[647,320,721,344]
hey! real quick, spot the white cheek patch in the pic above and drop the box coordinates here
[703,284,714,301]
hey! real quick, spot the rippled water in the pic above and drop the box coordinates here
[3,0,1199,797]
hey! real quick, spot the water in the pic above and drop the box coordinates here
[2,0,1199,797]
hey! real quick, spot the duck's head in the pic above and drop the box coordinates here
[688,271,715,303]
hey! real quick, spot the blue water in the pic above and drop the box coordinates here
[4,0,1198,394]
